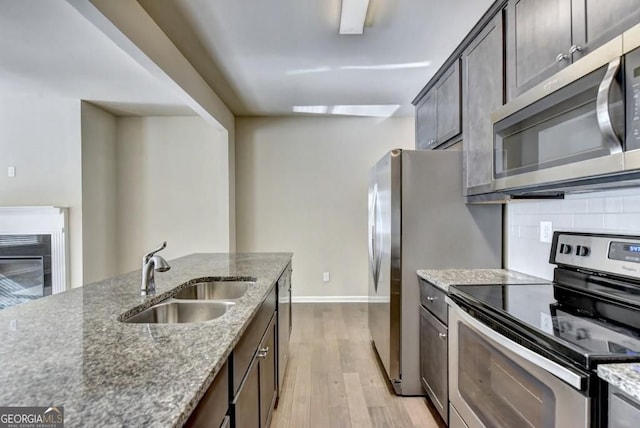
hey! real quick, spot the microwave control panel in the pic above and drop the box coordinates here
[628,47,640,150]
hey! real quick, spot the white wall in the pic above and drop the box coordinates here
[236,116,414,300]
[0,95,84,287]
[116,116,230,273]
[506,187,640,279]
[81,102,118,284]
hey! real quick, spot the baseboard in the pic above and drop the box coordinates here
[291,296,388,303]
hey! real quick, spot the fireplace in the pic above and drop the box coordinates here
[0,235,52,309]
[0,207,69,309]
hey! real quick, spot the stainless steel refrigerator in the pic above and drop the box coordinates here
[368,149,502,396]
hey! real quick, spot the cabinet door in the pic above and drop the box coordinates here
[185,361,229,428]
[506,0,573,100]
[259,316,277,428]
[415,90,437,149]
[463,12,504,194]
[572,0,640,59]
[419,306,448,423]
[233,358,260,428]
[435,60,462,144]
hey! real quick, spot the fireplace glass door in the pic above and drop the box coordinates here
[0,257,44,309]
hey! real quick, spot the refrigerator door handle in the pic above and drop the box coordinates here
[369,185,381,292]
[369,224,377,281]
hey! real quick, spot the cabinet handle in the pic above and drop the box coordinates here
[428,139,437,145]
[426,296,437,302]
[556,53,568,62]
[438,333,447,339]
[257,347,269,358]
[569,45,582,55]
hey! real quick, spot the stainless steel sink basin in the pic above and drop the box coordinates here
[173,280,253,300]
[123,301,234,324]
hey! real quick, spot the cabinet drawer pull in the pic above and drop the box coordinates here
[438,333,447,339]
[427,296,438,302]
[257,347,269,358]
[556,53,568,62]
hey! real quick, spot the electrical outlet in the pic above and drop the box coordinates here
[7,166,15,177]
[322,272,330,282]
[540,221,553,243]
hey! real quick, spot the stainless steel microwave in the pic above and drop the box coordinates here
[491,23,640,193]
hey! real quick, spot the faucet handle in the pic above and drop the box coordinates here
[143,241,167,263]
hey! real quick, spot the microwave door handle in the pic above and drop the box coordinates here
[596,57,623,154]
[447,299,588,391]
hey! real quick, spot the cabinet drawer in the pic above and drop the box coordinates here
[419,279,448,324]
[233,286,276,395]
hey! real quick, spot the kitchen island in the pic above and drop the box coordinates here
[0,253,292,427]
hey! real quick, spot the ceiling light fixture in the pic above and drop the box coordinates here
[292,105,400,117]
[331,105,400,117]
[293,105,329,114]
[340,61,432,70]
[339,0,370,35]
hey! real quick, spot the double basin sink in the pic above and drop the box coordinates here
[123,278,256,324]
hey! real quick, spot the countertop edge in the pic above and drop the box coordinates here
[598,363,640,403]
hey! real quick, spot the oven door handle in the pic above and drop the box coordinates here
[447,298,588,391]
[596,57,623,154]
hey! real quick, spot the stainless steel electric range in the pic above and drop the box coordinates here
[447,231,640,428]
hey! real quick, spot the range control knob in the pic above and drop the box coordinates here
[559,243,573,254]
[576,245,590,257]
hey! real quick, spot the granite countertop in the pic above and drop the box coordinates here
[416,268,548,293]
[598,363,640,401]
[0,253,292,427]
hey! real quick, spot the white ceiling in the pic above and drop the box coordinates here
[140,0,495,117]
[0,0,495,119]
[0,0,193,116]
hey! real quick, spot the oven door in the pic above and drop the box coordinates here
[448,300,591,428]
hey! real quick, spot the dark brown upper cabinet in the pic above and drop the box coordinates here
[463,11,505,195]
[415,60,461,150]
[506,0,640,100]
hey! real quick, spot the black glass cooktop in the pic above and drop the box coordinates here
[450,281,640,367]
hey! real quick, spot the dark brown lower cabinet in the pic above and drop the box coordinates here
[187,270,288,428]
[234,358,260,428]
[234,313,277,428]
[259,316,277,428]
[420,305,448,423]
[186,361,229,428]
[419,278,449,425]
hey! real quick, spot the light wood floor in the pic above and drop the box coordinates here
[272,303,442,428]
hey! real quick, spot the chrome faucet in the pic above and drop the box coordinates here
[141,241,171,296]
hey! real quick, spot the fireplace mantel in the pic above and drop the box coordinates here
[0,207,69,294]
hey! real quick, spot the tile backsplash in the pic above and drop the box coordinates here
[506,187,640,280]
